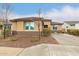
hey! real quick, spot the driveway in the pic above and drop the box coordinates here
[52,33,79,46]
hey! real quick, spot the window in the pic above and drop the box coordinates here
[25,22,34,30]
[70,24,75,26]
[0,25,3,29]
[30,22,34,30]
[53,27,57,29]
[25,22,29,30]
[25,26,29,30]
[30,26,34,30]
[44,25,48,28]
[66,26,68,28]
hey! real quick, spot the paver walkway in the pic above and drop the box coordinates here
[52,33,79,46]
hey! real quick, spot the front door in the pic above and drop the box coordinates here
[25,22,34,31]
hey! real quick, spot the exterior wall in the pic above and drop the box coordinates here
[75,23,79,29]
[52,24,63,32]
[34,21,43,31]
[11,21,24,31]
[63,23,79,32]
[11,20,51,32]
[0,21,3,25]
[0,30,2,35]
[17,21,24,31]
[57,25,63,31]
[11,21,43,31]
[43,21,52,30]
[11,22,17,31]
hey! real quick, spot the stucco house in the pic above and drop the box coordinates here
[10,17,52,33]
[0,20,3,35]
[0,19,11,35]
[63,21,79,32]
[52,22,64,32]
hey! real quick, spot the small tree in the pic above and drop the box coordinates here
[38,8,41,40]
[0,3,12,39]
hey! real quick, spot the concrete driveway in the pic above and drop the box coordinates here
[52,33,79,46]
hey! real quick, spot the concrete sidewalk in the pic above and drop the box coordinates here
[0,44,79,56]
[19,44,79,56]
[0,47,24,56]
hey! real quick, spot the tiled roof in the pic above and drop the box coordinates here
[10,17,51,22]
[52,22,63,25]
[64,21,79,24]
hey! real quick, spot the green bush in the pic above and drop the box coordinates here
[42,28,52,36]
[67,29,79,36]
[1,29,11,37]
[31,36,39,42]
[10,38,17,41]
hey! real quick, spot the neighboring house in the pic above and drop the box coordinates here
[10,17,52,32]
[52,22,64,32]
[0,20,4,35]
[63,21,79,32]
[0,19,11,35]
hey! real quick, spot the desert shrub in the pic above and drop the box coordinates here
[10,37,17,41]
[67,29,79,36]
[31,36,39,42]
[0,25,3,30]
[1,29,11,37]
[57,30,64,33]
[0,35,3,39]
[42,28,52,36]
[11,38,17,41]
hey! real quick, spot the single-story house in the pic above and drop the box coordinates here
[10,17,52,32]
[0,19,12,35]
[51,22,64,32]
[63,21,79,32]
[0,20,3,35]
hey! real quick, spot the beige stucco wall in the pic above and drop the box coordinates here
[17,21,24,31]
[11,21,24,31]
[0,30,2,35]
[34,21,43,31]
[44,21,52,30]
[11,21,43,31]
[57,25,63,31]
[11,20,51,31]
[57,25,65,32]
[11,22,17,31]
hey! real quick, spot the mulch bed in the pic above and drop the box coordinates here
[0,36,59,48]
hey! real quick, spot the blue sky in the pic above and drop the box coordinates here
[1,3,79,22]
[11,3,79,15]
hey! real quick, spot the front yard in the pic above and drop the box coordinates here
[0,35,58,48]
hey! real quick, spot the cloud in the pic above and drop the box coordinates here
[45,5,79,22]
[9,5,79,22]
